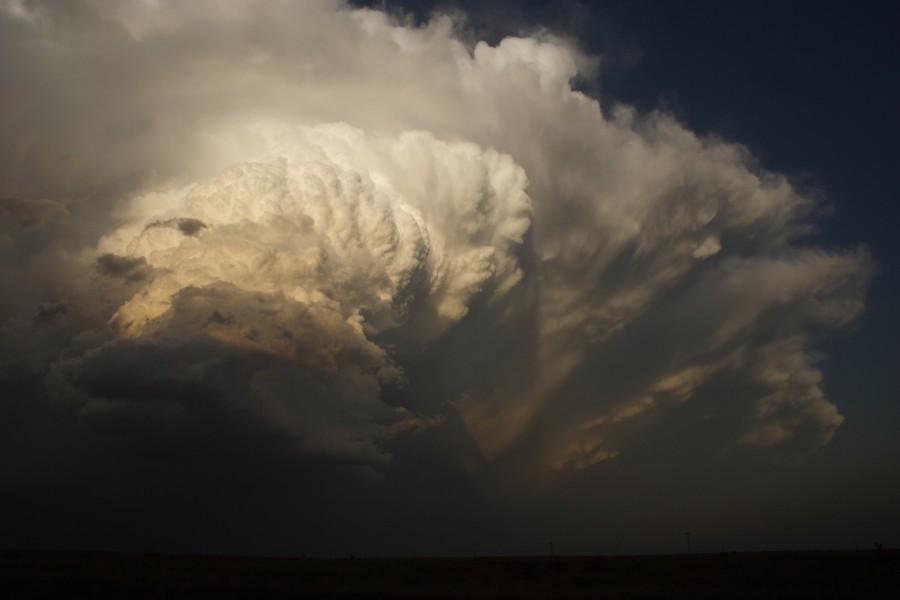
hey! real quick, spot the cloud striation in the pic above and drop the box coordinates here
[0,0,873,552]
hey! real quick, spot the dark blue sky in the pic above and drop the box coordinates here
[600,0,899,549]
[575,0,900,495]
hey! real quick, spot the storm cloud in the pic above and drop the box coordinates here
[0,0,874,553]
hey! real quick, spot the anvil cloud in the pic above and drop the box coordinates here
[0,0,873,552]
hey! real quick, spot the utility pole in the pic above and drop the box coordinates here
[548,542,554,557]
[683,532,692,554]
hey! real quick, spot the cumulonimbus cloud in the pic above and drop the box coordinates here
[0,0,873,483]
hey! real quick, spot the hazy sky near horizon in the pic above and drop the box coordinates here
[1,0,897,556]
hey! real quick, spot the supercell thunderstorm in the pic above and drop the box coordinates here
[0,0,872,492]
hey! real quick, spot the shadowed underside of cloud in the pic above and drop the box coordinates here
[0,0,873,535]
[0,197,68,227]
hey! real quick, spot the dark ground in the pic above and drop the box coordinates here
[1,548,897,598]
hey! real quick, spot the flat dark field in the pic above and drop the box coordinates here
[1,548,897,598]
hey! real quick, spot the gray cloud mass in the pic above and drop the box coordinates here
[0,0,873,553]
